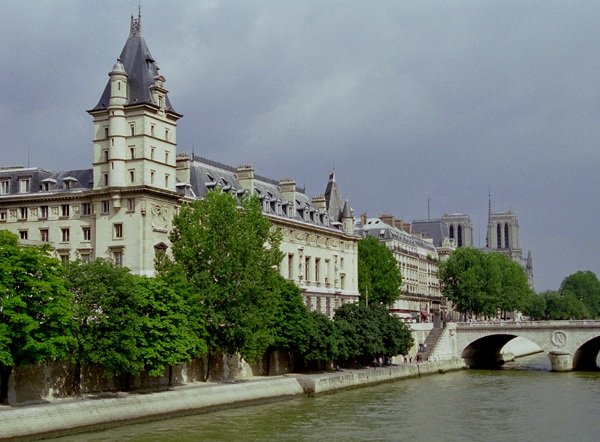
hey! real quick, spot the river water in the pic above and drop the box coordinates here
[51,354,600,442]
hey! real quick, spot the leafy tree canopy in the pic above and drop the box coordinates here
[0,231,74,403]
[439,247,532,318]
[560,271,600,319]
[358,237,402,306]
[165,190,283,363]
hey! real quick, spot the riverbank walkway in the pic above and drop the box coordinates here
[0,359,465,440]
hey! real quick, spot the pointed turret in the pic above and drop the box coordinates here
[91,13,179,115]
[341,199,354,234]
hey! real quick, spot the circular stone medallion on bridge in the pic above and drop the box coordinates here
[551,330,568,348]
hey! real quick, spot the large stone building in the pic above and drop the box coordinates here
[355,214,445,323]
[0,14,360,316]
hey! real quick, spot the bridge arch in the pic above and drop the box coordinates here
[455,321,600,372]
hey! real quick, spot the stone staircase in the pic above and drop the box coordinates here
[422,325,445,361]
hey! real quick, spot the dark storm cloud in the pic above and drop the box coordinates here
[1,0,599,291]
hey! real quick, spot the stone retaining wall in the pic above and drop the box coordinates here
[0,359,465,440]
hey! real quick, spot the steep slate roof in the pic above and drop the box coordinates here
[186,156,347,232]
[0,167,93,196]
[411,219,448,247]
[91,14,178,114]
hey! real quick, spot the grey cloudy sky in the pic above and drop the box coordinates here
[1,0,599,292]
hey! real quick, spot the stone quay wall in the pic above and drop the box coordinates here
[0,359,466,440]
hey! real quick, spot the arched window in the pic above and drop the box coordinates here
[449,225,454,239]
[457,225,463,247]
[504,224,509,249]
[496,223,502,249]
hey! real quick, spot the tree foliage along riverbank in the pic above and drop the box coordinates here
[439,247,533,319]
[0,190,413,402]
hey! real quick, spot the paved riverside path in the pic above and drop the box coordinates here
[0,359,465,440]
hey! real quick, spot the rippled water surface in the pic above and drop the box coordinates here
[50,354,600,442]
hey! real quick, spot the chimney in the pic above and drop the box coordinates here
[176,153,190,183]
[312,194,327,211]
[236,165,255,195]
[279,178,296,209]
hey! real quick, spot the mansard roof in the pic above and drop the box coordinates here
[91,14,178,115]
[411,219,448,247]
[0,167,93,196]
[185,156,350,233]
[356,216,437,253]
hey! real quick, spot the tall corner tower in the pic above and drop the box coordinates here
[88,12,182,193]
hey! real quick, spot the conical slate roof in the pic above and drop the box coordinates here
[91,14,178,114]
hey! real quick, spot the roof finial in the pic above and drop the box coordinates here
[130,5,142,37]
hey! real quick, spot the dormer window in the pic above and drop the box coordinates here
[63,177,77,190]
[19,178,30,193]
[41,178,56,191]
[0,179,9,194]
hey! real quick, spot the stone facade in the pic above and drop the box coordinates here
[0,14,360,314]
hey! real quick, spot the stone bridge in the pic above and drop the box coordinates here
[447,320,600,371]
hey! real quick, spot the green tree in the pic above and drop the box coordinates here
[165,190,283,377]
[440,248,532,319]
[542,290,584,320]
[373,306,414,357]
[135,276,206,382]
[65,259,206,392]
[521,292,547,320]
[63,258,143,391]
[303,311,339,368]
[267,275,313,371]
[334,303,383,362]
[0,231,74,403]
[439,247,492,317]
[560,271,600,319]
[334,303,413,365]
[358,237,402,306]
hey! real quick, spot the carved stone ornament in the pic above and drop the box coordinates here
[51,207,59,216]
[9,209,16,218]
[30,208,38,217]
[551,330,568,348]
[151,204,168,231]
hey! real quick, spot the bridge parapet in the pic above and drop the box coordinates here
[454,320,600,372]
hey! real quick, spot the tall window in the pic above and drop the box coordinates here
[288,253,294,280]
[129,169,135,183]
[315,258,321,283]
[82,227,91,241]
[113,251,123,267]
[457,225,463,247]
[496,224,502,249]
[40,229,49,242]
[61,204,70,217]
[61,228,70,242]
[19,207,28,219]
[449,225,454,239]
[102,201,110,214]
[165,174,170,187]
[127,198,135,212]
[113,223,123,239]
[81,203,91,216]
[504,224,509,249]
[103,173,109,186]
[40,205,49,218]
[0,209,6,221]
